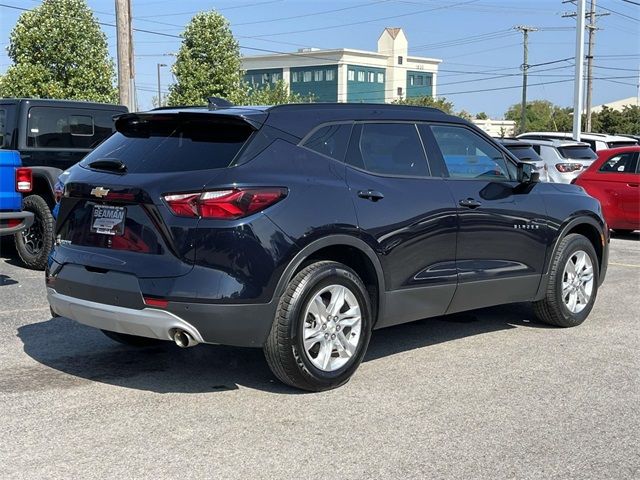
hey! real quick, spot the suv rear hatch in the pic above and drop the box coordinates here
[55,111,262,278]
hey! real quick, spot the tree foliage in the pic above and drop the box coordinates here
[392,95,454,114]
[0,0,117,103]
[476,111,488,120]
[505,100,639,135]
[167,11,242,106]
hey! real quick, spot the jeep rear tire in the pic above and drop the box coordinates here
[15,194,55,270]
[264,261,373,392]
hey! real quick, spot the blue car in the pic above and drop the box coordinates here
[47,103,609,391]
[0,150,34,237]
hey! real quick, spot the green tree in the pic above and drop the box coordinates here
[393,95,454,114]
[592,105,640,135]
[457,110,473,121]
[233,80,312,105]
[505,100,573,134]
[476,111,488,120]
[0,0,117,102]
[168,11,241,106]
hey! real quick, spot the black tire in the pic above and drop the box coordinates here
[15,194,55,270]
[101,329,163,347]
[533,233,599,327]
[264,261,373,392]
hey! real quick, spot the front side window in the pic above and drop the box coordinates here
[351,123,429,177]
[430,125,511,180]
[598,152,638,174]
[302,123,352,162]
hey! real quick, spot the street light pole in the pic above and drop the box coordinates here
[572,0,586,142]
[157,63,167,107]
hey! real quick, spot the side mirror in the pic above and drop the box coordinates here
[517,162,540,183]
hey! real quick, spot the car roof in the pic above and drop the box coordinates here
[518,131,635,142]
[596,145,640,156]
[496,137,534,147]
[146,102,459,139]
[522,138,591,148]
[0,98,128,111]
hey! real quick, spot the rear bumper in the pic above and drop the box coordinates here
[0,211,34,236]
[48,286,276,347]
[46,263,278,347]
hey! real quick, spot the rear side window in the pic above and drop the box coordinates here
[557,146,597,160]
[431,125,511,180]
[80,115,253,173]
[349,123,429,177]
[302,123,352,161]
[26,107,119,149]
[0,109,5,148]
[506,145,542,162]
[598,152,638,173]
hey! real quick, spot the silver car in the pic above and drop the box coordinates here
[497,138,549,182]
[522,138,597,183]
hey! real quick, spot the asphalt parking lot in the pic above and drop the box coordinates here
[0,234,638,480]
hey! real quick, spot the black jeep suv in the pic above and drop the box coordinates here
[47,104,608,391]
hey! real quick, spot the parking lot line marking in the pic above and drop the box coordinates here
[0,307,49,315]
[609,262,640,268]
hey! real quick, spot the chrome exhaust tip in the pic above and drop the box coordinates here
[172,329,198,348]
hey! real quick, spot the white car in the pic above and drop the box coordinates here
[517,132,637,152]
[497,138,549,182]
[523,138,597,183]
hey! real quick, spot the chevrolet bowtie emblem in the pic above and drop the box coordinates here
[91,187,110,198]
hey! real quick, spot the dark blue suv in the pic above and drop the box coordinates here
[47,104,609,391]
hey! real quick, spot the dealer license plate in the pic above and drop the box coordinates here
[91,205,126,236]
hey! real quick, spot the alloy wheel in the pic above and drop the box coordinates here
[561,250,594,314]
[302,284,362,372]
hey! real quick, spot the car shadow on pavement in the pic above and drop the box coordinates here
[610,230,639,241]
[16,302,550,395]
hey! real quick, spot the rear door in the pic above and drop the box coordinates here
[594,151,640,223]
[425,123,548,313]
[345,122,457,327]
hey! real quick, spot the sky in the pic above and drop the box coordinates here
[0,0,638,118]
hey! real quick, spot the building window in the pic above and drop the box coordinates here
[415,75,423,86]
[326,69,335,81]
[303,71,312,82]
[398,56,403,65]
[397,87,403,96]
[357,71,365,82]
[262,73,269,83]
[314,70,323,81]
[377,72,384,83]
[272,72,281,83]
[409,75,414,86]
[292,72,299,83]
[367,72,374,83]
[348,70,355,81]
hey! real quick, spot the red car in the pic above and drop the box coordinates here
[574,146,640,233]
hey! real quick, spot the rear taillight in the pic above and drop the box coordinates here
[16,168,32,192]
[163,188,287,219]
[555,163,583,173]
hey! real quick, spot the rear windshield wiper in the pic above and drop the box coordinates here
[87,159,127,174]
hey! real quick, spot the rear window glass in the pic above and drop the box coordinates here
[506,145,542,162]
[27,107,118,149]
[557,146,597,160]
[80,115,253,173]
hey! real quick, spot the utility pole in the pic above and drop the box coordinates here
[571,0,586,141]
[115,0,135,110]
[157,63,167,107]
[515,26,537,134]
